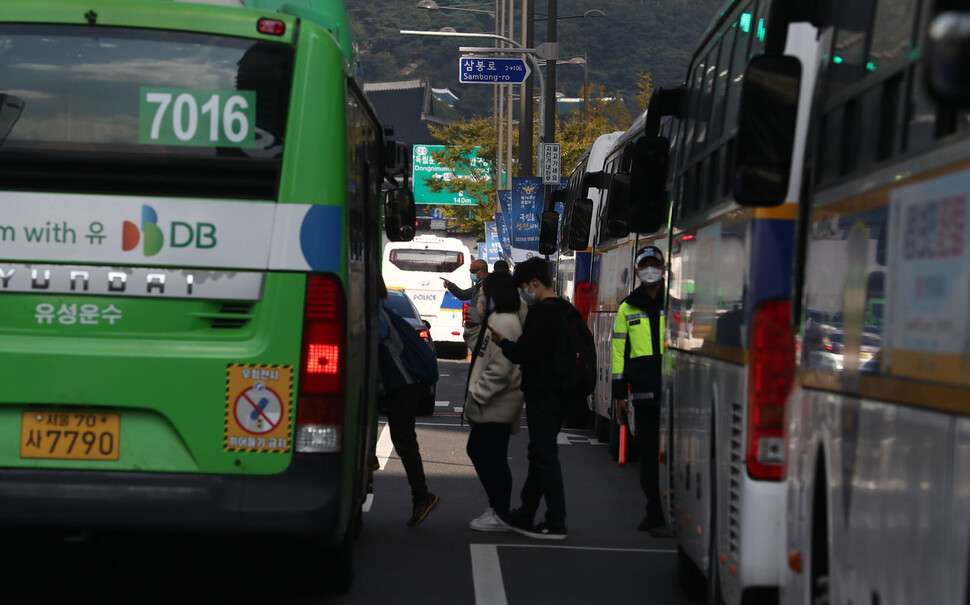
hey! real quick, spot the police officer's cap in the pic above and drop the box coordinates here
[635,245,664,266]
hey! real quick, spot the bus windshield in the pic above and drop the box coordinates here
[0,24,293,198]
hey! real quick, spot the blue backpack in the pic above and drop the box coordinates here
[382,306,439,385]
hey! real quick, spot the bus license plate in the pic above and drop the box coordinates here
[20,411,120,461]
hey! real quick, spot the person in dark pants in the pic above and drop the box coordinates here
[612,245,672,537]
[377,279,439,528]
[463,273,524,532]
[489,257,577,541]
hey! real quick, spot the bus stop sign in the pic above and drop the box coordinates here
[459,57,531,84]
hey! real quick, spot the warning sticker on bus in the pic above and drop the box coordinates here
[224,364,293,453]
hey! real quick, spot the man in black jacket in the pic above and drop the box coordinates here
[489,257,576,540]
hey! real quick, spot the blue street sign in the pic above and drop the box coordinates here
[459,56,531,85]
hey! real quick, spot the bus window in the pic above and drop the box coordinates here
[389,249,465,273]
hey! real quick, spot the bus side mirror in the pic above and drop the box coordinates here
[629,136,670,233]
[581,171,609,199]
[604,173,631,237]
[925,11,970,107]
[384,187,415,241]
[566,198,594,250]
[733,55,802,206]
[537,210,560,255]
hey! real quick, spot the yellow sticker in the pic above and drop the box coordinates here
[224,364,293,453]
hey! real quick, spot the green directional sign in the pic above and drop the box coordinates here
[412,144,489,206]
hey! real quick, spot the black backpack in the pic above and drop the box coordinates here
[548,299,596,397]
[383,307,439,385]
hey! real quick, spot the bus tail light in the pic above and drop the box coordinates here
[462,301,470,326]
[747,299,793,480]
[296,274,345,453]
[575,280,592,322]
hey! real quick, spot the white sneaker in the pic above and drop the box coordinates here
[470,508,509,532]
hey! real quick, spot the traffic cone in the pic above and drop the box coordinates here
[618,423,627,467]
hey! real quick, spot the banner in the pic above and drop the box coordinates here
[511,177,543,251]
[480,222,503,263]
[494,211,512,261]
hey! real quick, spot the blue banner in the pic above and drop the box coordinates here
[481,222,503,263]
[511,177,543,251]
[495,212,512,260]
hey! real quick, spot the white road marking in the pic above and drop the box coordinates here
[362,492,374,513]
[470,544,508,605]
[376,423,393,470]
[469,543,675,604]
[453,406,464,413]
[435,400,450,407]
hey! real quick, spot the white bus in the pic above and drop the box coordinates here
[382,235,472,357]
[629,2,821,602]
[772,2,970,604]
[555,131,623,318]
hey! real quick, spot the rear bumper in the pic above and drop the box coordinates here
[0,454,347,539]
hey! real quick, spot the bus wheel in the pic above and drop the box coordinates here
[608,401,620,460]
[810,459,830,605]
[705,418,725,605]
[594,412,610,443]
[677,545,706,600]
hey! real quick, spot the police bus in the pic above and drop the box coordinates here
[0,0,413,591]
[555,131,622,321]
[625,1,821,602]
[381,234,473,357]
[769,2,970,604]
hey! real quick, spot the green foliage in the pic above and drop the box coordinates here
[635,71,653,112]
[425,118,498,236]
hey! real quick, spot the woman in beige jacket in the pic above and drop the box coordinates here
[463,272,525,532]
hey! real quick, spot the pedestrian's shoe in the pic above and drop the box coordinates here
[532,521,568,541]
[470,508,509,533]
[497,508,535,536]
[407,492,439,528]
[647,524,675,538]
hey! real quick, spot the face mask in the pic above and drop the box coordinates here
[470,273,480,284]
[639,267,663,284]
[519,282,537,306]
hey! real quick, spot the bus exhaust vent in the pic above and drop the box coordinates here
[209,303,255,329]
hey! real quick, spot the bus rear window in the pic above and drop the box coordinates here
[0,24,293,199]
[389,249,465,272]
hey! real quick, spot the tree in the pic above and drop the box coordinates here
[422,85,634,239]
[424,117,498,236]
[635,71,653,112]
[559,84,634,172]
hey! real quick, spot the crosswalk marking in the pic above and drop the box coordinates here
[470,545,508,605]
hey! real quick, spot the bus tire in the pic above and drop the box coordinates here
[594,412,610,443]
[608,403,620,460]
[677,545,705,601]
[706,418,724,605]
[322,532,355,594]
[810,455,830,605]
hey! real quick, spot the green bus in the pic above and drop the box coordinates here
[0,0,413,589]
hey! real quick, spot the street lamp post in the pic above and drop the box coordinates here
[415,1,504,187]
[557,56,588,120]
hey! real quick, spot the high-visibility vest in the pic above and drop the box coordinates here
[611,300,665,382]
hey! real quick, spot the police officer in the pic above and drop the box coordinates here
[612,245,672,537]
